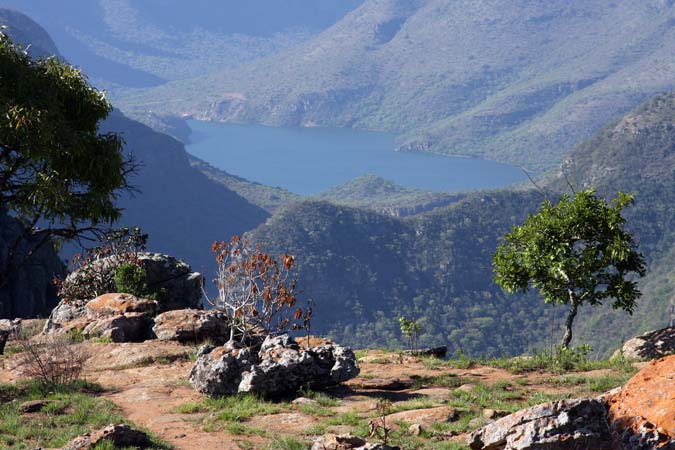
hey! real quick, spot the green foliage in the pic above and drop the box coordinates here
[0,380,169,449]
[399,316,422,352]
[114,263,149,297]
[0,32,132,293]
[493,189,646,348]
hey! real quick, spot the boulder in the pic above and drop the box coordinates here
[43,299,88,333]
[152,309,229,343]
[61,252,202,312]
[45,294,158,343]
[189,334,360,397]
[467,398,613,450]
[83,312,155,343]
[385,406,458,429]
[19,399,53,413]
[63,423,153,450]
[402,346,448,358]
[310,434,366,450]
[607,354,675,449]
[238,334,360,396]
[85,293,158,318]
[188,342,254,396]
[614,326,675,360]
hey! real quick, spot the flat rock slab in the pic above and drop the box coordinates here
[84,341,192,371]
[467,398,613,450]
[353,377,410,391]
[386,406,458,428]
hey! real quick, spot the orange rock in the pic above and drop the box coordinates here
[608,354,675,447]
[86,293,158,318]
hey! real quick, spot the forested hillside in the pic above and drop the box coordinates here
[250,93,675,356]
[118,0,675,170]
[0,0,362,90]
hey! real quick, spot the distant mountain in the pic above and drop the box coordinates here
[248,93,675,356]
[118,0,675,170]
[0,8,59,58]
[0,0,363,90]
[316,173,464,216]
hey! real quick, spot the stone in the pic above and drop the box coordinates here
[607,354,675,449]
[43,299,88,333]
[63,423,154,450]
[402,346,448,358]
[386,406,458,429]
[408,423,423,436]
[292,397,318,405]
[310,433,367,450]
[61,252,203,312]
[19,399,53,413]
[613,326,675,360]
[83,312,155,343]
[85,293,158,318]
[238,334,360,397]
[467,398,613,450]
[152,309,229,343]
[0,329,8,355]
[0,318,21,335]
[188,342,254,396]
[189,334,360,397]
[483,409,509,420]
[353,377,409,391]
[456,383,476,393]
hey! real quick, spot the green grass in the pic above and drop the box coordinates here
[324,411,362,426]
[0,380,170,449]
[265,437,310,450]
[177,393,291,434]
[543,373,634,393]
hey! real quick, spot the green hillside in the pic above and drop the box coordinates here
[248,93,675,356]
[117,0,675,170]
[316,173,464,216]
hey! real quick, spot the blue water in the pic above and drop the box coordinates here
[186,120,526,195]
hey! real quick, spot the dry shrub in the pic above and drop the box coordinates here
[15,333,89,385]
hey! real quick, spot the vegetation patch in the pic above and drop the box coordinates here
[0,380,168,449]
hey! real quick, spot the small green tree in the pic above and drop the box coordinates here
[399,316,422,352]
[493,189,646,349]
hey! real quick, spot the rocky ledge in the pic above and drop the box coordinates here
[189,334,360,397]
[468,354,675,450]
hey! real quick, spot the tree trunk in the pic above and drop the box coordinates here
[561,297,579,349]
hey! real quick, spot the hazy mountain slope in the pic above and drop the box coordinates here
[188,156,300,215]
[248,93,675,356]
[118,0,675,170]
[0,8,59,58]
[0,0,363,90]
[101,111,270,274]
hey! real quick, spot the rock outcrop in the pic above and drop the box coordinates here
[45,293,158,343]
[607,355,675,449]
[467,398,613,450]
[189,334,360,397]
[152,309,229,343]
[63,423,154,450]
[61,252,203,311]
[0,213,65,319]
[614,326,675,361]
[310,434,398,450]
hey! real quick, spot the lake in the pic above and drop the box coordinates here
[186,120,527,195]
